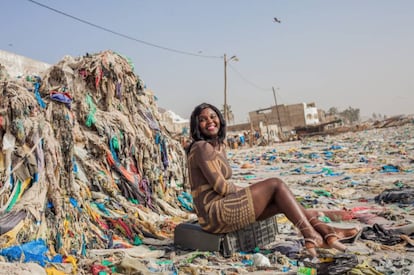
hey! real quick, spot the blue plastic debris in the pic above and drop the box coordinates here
[0,239,62,266]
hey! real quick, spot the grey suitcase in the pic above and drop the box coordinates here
[174,221,223,252]
[174,217,278,257]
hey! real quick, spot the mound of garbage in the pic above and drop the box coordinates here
[0,50,193,267]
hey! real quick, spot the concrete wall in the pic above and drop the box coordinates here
[0,50,51,78]
[286,103,306,127]
[227,122,251,132]
[248,102,320,130]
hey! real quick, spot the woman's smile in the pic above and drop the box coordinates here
[199,108,220,138]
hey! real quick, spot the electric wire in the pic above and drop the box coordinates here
[228,63,272,91]
[27,0,222,59]
[27,0,277,102]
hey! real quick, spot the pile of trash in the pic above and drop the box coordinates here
[0,50,194,272]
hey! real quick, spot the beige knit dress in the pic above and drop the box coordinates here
[187,140,256,233]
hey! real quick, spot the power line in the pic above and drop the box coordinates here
[228,63,289,105]
[27,0,278,98]
[227,63,272,91]
[27,0,221,59]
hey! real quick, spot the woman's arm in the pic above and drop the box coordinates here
[193,141,237,196]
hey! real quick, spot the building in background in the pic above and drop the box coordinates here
[248,102,320,131]
[227,102,322,144]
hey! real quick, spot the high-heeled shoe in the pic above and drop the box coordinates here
[303,238,319,258]
[338,227,362,244]
[308,216,361,251]
[295,219,324,257]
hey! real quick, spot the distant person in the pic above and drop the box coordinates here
[227,136,235,149]
[233,135,239,149]
[185,103,360,257]
[254,130,260,140]
[239,133,245,147]
[254,130,260,145]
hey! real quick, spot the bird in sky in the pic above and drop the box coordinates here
[273,17,281,23]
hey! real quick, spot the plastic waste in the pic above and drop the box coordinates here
[2,130,15,150]
[297,266,317,274]
[252,253,271,267]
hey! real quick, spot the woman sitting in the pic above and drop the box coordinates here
[186,103,359,257]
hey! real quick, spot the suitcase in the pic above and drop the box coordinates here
[174,221,223,252]
[174,217,279,257]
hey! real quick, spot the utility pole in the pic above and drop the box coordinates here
[224,54,228,122]
[272,86,284,141]
[223,54,238,123]
[272,86,283,127]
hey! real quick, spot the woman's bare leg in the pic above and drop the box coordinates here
[249,178,323,257]
[249,178,359,252]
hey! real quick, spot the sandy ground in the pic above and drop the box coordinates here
[1,124,413,274]
[222,124,414,274]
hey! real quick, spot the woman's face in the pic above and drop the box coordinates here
[198,107,220,139]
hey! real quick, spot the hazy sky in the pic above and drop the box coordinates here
[2,1,413,122]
